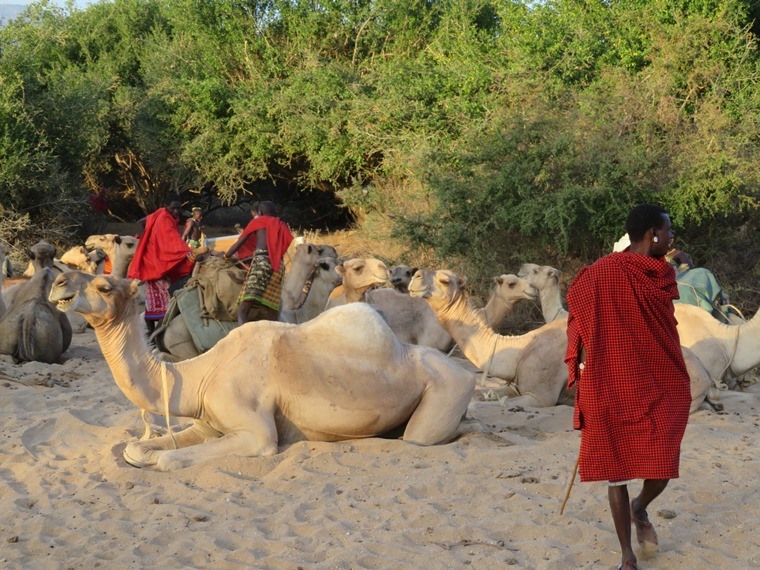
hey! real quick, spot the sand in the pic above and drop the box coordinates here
[1,327,759,570]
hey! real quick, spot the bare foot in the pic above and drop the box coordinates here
[631,498,659,551]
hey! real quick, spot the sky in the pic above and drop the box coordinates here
[0,1,95,6]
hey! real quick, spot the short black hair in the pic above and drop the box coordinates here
[257,200,277,216]
[625,204,668,242]
[164,193,181,206]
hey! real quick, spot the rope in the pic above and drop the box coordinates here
[139,409,152,441]
[161,362,178,449]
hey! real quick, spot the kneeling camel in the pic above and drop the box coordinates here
[50,271,476,471]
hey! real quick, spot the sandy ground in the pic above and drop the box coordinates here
[0,326,759,569]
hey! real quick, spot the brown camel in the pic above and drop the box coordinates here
[0,268,72,363]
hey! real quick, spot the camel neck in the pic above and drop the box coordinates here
[539,287,567,323]
[94,308,205,418]
[434,294,529,380]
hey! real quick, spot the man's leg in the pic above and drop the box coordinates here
[238,300,253,325]
[609,484,637,569]
[631,479,668,548]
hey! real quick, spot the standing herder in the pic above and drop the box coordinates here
[128,194,208,334]
[224,201,294,325]
[564,204,691,570]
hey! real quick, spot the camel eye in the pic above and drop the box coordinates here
[439,276,450,285]
[96,283,112,293]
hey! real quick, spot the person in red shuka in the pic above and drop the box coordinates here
[564,204,691,570]
[129,194,208,335]
[223,201,293,325]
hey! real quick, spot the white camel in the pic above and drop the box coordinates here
[410,269,716,412]
[674,303,760,390]
[479,274,539,329]
[279,257,343,324]
[281,243,339,311]
[517,263,568,322]
[50,271,477,471]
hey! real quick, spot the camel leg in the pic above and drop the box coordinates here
[123,421,222,468]
[155,424,280,471]
[402,354,475,446]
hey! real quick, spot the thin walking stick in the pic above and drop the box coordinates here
[559,453,580,515]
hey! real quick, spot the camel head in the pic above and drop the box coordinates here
[50,271,141,328]
[60,245,100,273]
[85,234,120,259]
[409,269,467,312]
[295,242,339,263]
[492,274,538,304]
[314,257,344,289]
[28,241,57,271]
[517,263,561,292]
[390,264,418,294]
[336,258,390,298]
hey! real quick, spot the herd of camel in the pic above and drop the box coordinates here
[1,233,758,470]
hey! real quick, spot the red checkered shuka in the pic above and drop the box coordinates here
[564,251,691,482]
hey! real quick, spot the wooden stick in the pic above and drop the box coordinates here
[559,453,580,515]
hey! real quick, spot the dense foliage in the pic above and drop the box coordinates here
[0,0,758,285]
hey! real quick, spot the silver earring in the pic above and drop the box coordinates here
[653,236,659,243]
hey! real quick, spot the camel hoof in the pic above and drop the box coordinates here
[123,444,152,468]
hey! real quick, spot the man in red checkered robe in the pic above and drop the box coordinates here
[564,204,691,570]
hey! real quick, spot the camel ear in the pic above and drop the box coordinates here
[335,264,346,276]
[493,276,503,285]
[307,244,314,254]
[128,279,140,298]
[28,249,35,260]
[458,276,468,291]
[114,235,122,245]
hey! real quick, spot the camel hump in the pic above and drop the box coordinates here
[292,303,399,355]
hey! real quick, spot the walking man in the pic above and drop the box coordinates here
[564,204,691,570]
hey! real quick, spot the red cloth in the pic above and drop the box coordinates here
[128,207,194,282]
[237,216,293,272]
[564,251,691,482]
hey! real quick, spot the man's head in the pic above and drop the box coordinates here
[191,207,202,221]
[257,201,277,217]
[625,203,673,255]
[164,193,182,219]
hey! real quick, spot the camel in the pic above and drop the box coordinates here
[50,271,477,471]
[157,256,344,360]
[5,241,59,308]
[327,258,391,307]
[672,303,760,391]
[480,274,539,329]
[410,269,716,412]
[390,265,418,294]
[0,268,72,363]
[60,246,105,274]
[154,245,341,360]
[279,257,343,324]
[281,243,339,311]
[84,234,139,277]
[517,263,568,323]
[410,269,572,407]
